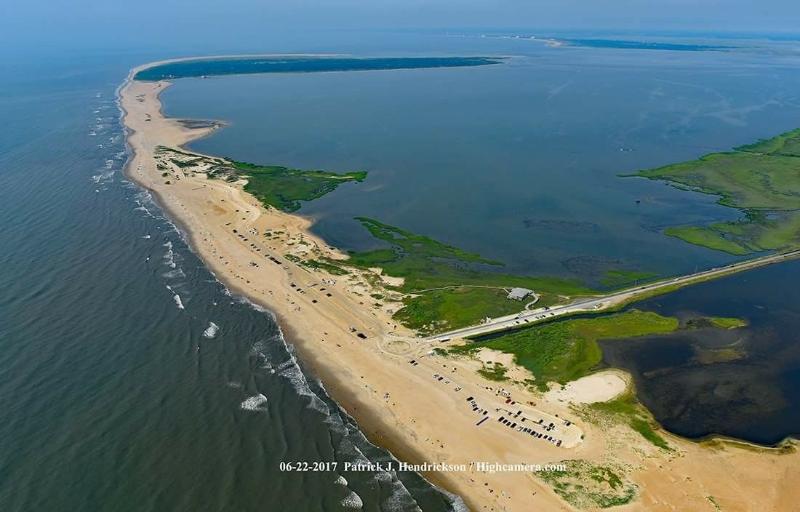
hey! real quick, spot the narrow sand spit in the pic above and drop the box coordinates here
[120,59,800,512]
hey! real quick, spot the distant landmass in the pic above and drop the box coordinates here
[474,33,733,52]
[556,38,731,51]
[135,56,503,81]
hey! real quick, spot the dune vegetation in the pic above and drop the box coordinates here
[346,217,595,334]
[448,310,679,389]
[234,160,367,213]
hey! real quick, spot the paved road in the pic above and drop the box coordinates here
[426,249,800,342]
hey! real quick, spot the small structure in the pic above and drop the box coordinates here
[507,287,534,301]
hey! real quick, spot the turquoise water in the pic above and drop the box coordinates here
[0,54,456,511]
[166,37,800,283]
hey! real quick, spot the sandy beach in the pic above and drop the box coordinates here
[120,61,800,511]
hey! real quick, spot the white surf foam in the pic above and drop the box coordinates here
[162,268,186,280]
[340,491,363,509]
[381,476,424,512]
[276,359,330,415]
[166,285,184,309]
[163,241,176,269]
[202,321,219,339]
[240,394,268,412]
[438,489,469,512]
[132,191,157,218]
[91,169,115,184]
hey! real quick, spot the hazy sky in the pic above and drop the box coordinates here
[2,0,798,52]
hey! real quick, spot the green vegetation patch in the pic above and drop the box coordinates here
[298,258,350,275]
[285,254,350,276]
[477,362,509,381]
[599,269,658,289]
[539,460,638,509]
[449,310,679,389]
[588,391,671,450]
[234,161,366,212]
[688,315,747,330]
[736,127,800,157]
[663,224,754,255]
[346,217,594,333]
[393,287,532,334]
[630,128,800,254]
[154,147,365,212]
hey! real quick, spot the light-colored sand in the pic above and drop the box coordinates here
[120,61,800,512]
[545,371,628,404]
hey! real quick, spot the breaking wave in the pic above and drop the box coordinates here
[202,321,219,338]
[240,394,268,412]
[341,491,364,509]
[165,285,184,310]
[163,241,176,269]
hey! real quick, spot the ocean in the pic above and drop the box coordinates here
[0,52,456,511]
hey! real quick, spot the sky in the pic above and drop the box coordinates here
[0,0,800,46]
[2,0,799,54]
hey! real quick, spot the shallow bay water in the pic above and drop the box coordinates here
[166,36,800,282]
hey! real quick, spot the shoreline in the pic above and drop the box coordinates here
[119,58,800,512]
[119,63,579,511]
[118,63,475,506]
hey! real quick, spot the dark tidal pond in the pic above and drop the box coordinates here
[602,259,800,445]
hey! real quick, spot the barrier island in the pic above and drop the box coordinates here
[135,56,503,81]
